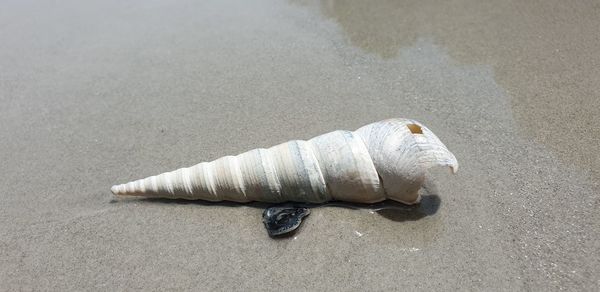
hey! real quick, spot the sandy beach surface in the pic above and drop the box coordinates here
[1,0,599,290]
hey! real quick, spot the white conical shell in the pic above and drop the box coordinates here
[111,118,458,204]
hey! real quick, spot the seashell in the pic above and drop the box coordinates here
[111,118,458,205]
[262,206,310,237]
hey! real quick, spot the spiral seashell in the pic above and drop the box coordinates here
[111,118,458,204]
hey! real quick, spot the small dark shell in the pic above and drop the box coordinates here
[262,206,310,237]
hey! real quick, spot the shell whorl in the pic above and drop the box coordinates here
[111,118,458,204]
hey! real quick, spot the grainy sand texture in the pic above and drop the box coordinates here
[1,0,599,290]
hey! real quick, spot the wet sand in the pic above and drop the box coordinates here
[1,0,598,290]
[305,0,600,183]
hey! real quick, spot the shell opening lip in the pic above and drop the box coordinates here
[449,163,459,174]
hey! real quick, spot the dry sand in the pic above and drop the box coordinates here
[1,0,599,290]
